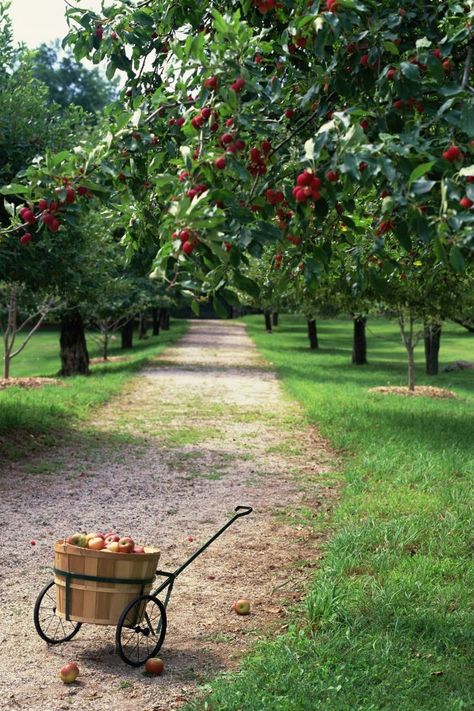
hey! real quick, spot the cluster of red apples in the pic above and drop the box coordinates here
[66,531,146,554]
[17,181,92,246]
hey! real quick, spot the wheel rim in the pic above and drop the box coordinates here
[33,581,82,644]
[116,595,167,667]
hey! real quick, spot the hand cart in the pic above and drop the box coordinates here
[33,505,253,666]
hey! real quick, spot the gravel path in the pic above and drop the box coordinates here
[0,320,337,711]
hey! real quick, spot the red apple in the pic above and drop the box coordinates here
[144,657,164,675]
[59,661,79,684]
[20,233,33,245]
[232,599,251,615]
[133,546,145,554]
[87,537,105,550]
[117,537,134,553]
[105,534,120,544]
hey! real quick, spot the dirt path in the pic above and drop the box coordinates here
[0,320,337,711]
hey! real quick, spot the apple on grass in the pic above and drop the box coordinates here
[232,599,251,615]
[59,662,79,684]
[144,657,164,675]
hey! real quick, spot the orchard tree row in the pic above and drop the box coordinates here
[0,3,180,379]
[1,0,474,384]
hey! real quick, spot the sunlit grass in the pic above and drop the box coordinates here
[189,315,474,711]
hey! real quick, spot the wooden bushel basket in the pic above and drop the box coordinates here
[53,541,160,625]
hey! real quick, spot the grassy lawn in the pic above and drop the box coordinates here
[0,321,188,455]
[191,316,474,711]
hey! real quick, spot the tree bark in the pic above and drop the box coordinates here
[103,331,109,361]
[160,308,170,331]
[138,312,148,340]
[272,312,279,327]
[59,310,89,376]
[307,319,319,350]
[152,308,161,336]
[424,321,442,375]
[407,345,416,391]
[264,310,272,333]
[352,316,367,365]
[121,319,134,349]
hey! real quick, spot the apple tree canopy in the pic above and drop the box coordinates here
[2,0,474,302]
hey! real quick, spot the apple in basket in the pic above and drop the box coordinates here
[105,541,120,552]
[59,661,79,684]
[66,533,88,547]
[87,537,105,551]
[133,545,145,554]
[104,533,120,544]
[117,537,135,553]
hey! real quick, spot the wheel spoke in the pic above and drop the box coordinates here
[34,581,81,645]
[116,595,167,667]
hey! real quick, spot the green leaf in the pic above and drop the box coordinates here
[190,300,200,316]
[233,272,260,299]
[0,183,29,195]
[461,104,474,137]
[411,179,436,195]
[212,9,229,34]
[212,294,228,318]
[400,62,420,80]
[409,162,436,184]
[449,245,465,272]
[383,41,399,55]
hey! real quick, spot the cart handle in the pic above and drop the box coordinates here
[170,505,253,580]
[234,505,253,517]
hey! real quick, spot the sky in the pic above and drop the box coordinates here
[9,0,103,48]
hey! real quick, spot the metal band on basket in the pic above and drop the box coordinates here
[53,567,154,621]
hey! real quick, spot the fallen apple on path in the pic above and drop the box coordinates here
[144,657,164,675]
[59,661,79,684]
[232,599,251,615]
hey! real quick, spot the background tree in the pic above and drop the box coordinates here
[32,42,118,115]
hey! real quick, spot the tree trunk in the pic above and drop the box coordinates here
[307,319,319,350]
[407,345,416,391]
[59,311,89,376]
[152,308,161,336]
[103,331,109,361]
[352,316,367,365]
[138,312,148,340]
[121,319,134,349]
[424,321,442,375]
[272,312,279,327]
[264,310,272,333]
[3,351,10,379]
[160,308,170,331]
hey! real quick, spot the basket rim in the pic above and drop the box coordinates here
[54,540,160,560]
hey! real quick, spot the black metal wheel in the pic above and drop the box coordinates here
[116,594,167,667]
[34,581,82,644]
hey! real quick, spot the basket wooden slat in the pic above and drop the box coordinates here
[54,541,160,625]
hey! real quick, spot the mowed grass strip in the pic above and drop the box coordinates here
[190,316,474,711]
[0,321,188,448]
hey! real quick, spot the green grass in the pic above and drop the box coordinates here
[0,322,188,456]
[190,316,474,711]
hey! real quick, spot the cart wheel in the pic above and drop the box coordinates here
[116,594,167,667]
[34,581,82,644]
